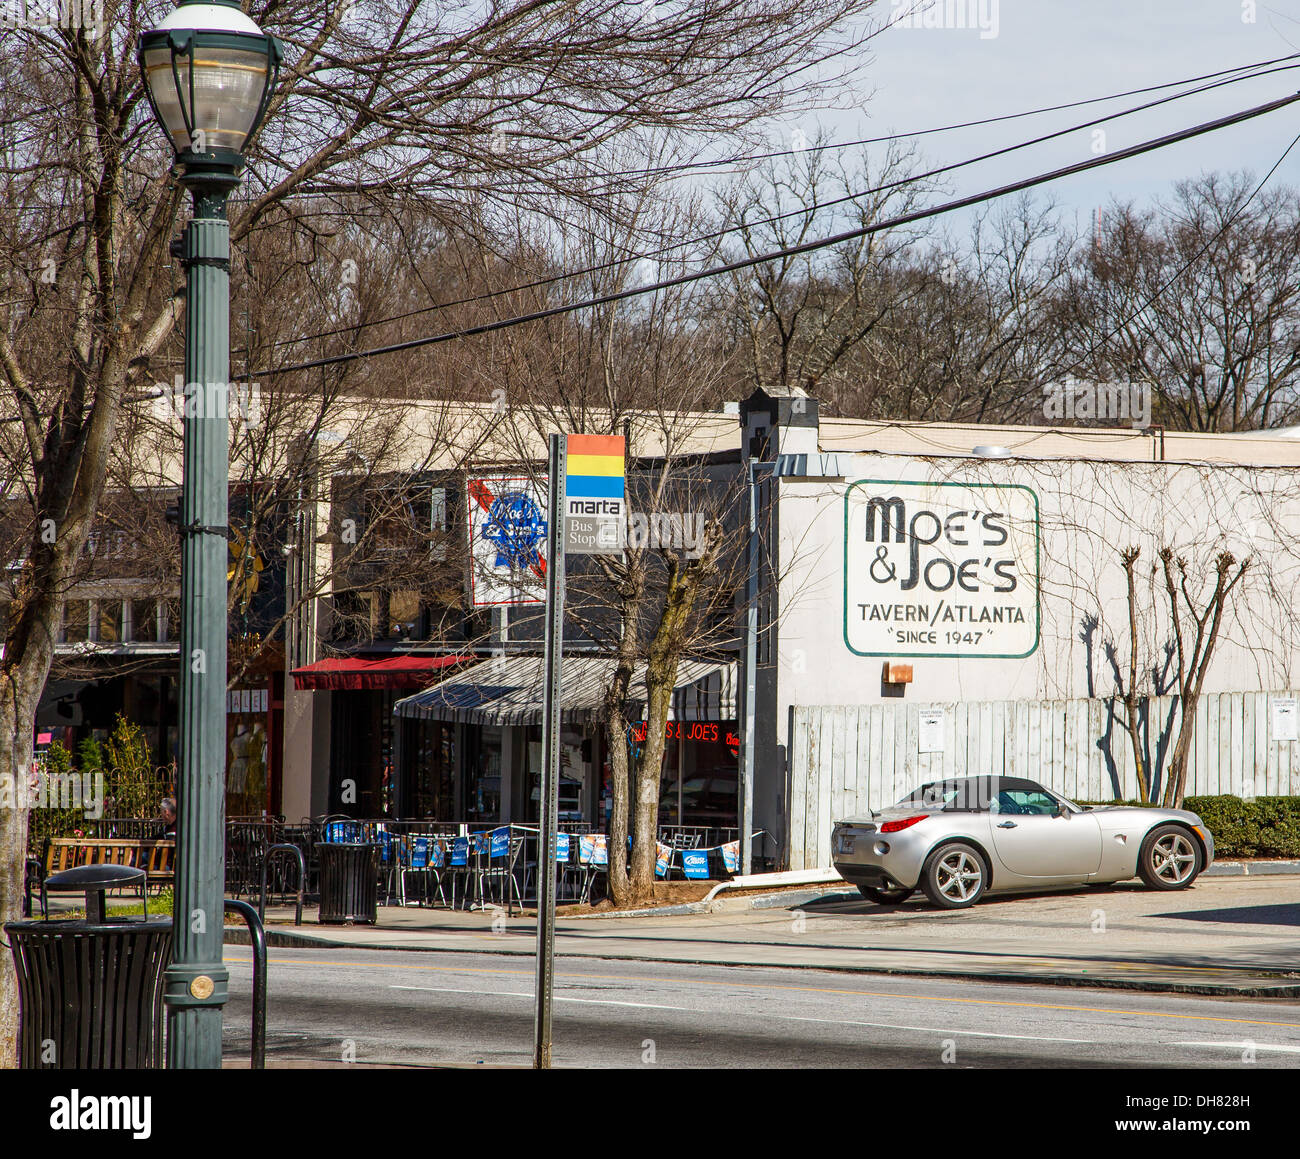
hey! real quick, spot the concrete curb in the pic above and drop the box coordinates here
[1206,860,1300,876]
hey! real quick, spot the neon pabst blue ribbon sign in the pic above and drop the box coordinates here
[483,490,547,571]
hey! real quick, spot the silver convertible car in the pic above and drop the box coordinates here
[831,775,1214,909]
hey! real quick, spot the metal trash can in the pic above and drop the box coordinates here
[5,865,173,1069]
[317,841,380,924]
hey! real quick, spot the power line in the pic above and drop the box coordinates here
[252,59,1300,356]
[287,51,1300,194]
[244,88,1300,382]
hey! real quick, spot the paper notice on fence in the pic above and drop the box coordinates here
[918,708,946,753]
[1272,697,1298,741]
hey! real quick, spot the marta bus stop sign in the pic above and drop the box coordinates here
[564,434,625,555]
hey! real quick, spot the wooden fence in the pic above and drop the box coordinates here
[788,691,1300,870]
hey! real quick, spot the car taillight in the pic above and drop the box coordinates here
[880,815,927,834]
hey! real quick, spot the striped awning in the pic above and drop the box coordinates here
[392,655,736,727]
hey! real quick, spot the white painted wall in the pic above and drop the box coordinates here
[775,453,1300,744]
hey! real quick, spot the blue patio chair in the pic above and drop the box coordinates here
[426,837,449,907]
[376,826,399,902]
[555,832,575,900]
[483,827,514,908]
[449,835,470,909]
[401,836,430,907]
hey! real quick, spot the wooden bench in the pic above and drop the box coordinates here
[26,836,176,917]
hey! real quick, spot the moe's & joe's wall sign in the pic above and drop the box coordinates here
[843,480,1039,658]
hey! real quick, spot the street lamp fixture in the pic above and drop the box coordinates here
[137,0,280,1071]
[139,1,281,187]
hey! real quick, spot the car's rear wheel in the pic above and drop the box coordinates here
[1137,824,1202,890]
[920,842,988,909]
[859,886,912,905]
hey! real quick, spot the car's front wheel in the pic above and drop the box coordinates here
[920,842,988,909]
[1137,824,1202,890]
[859,886,912,906]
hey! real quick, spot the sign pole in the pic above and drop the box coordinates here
[741,460,760,876]
[533,433,565,1069]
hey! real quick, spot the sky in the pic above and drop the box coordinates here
[765,0,1300,232]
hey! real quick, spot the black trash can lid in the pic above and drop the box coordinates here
[45,864,146,891]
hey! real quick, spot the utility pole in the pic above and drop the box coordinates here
[533,434,565,1069]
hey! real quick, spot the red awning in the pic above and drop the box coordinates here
[291,654,470,691]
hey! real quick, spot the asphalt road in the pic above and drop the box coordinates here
[220,945,1300,1069]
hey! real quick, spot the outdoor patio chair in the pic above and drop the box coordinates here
[448,835,470,909]
[481,827,512,908]
[425,836,450,908]
[555,832,576,901]
[460,830,484,909]
[399,836,427,906]
[376,826,399,903]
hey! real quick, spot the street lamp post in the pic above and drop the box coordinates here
[138,0,280,1069]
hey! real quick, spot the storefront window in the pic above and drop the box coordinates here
[406,719,455,820]
[226,690,269,818]
[468,724,502,821]
[633,720,739,829]
[524,726,587,823]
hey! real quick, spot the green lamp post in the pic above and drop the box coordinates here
[138,0,281,1069]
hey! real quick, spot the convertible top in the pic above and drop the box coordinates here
[901,775,1049,812]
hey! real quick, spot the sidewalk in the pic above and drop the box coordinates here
[227,873,1300,998]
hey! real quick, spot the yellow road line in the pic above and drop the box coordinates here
[224,954,1300,1031]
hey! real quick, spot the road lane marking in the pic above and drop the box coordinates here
[224,955,1300,1031]
[1171,1041,1300,1054]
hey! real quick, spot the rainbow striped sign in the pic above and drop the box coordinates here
[564,434,625,555]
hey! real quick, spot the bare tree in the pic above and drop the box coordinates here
[713,137,932,408]
[1158,547,1251,807]
[1057,173,1300,431]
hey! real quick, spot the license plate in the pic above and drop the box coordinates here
[836,833,855,855]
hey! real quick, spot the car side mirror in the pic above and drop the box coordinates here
[1056,801,1071,818]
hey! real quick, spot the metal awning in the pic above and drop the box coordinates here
[393,655,736,727]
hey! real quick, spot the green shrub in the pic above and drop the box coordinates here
[1183,795,1300,860]
[26,740,86,852]
[1081,795,1300,860]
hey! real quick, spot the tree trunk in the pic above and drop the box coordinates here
[0,702,30,1069]
[1120,547,1150,803]
[629,557,703,902]
[629,675,674,902]
[1,603,66,1066]
[604,668,634,906]
[1162,700,1198,809]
